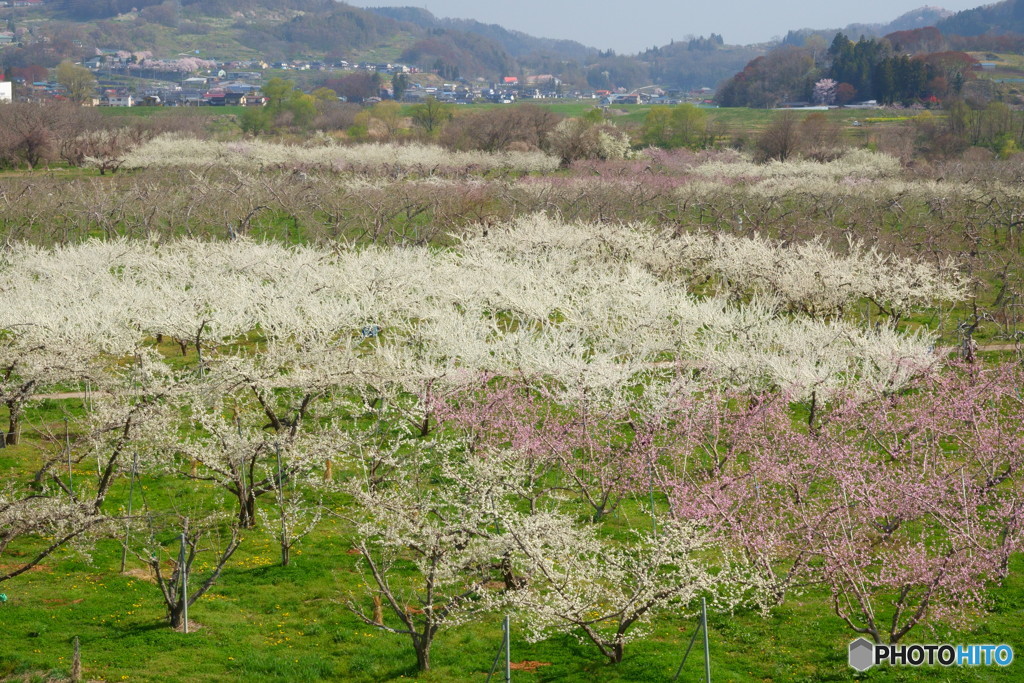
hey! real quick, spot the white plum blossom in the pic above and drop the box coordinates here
[118,136,560,174]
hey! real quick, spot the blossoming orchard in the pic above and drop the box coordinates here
[1,134,1023,681]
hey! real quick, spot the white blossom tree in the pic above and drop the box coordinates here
[134,512,241,630]
[344,441,509,671]
[498,512,743,664]
[0,486,106,583]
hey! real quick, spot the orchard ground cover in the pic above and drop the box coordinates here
[0,141,1023,682]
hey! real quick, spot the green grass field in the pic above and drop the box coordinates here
[1,387,1022,683]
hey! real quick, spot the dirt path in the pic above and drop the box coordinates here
[974,343,1019,352]
[31,391,103,400]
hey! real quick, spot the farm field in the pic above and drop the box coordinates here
[87,103,923,155]
[1,111,1024,683]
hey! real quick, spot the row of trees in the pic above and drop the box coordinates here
[234,88,635,167]
[4,141,1022,344]
[6,85,1019,173]
[236,82,781,164]
[4,117,1024,348]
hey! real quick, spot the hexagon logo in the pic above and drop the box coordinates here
[849,638,875,671]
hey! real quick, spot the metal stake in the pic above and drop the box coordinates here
[66,418,72,495]
[120,452,138,573]
[673,598,711,682]
[504,614,511,683]
[487,615,512,682]
[178,528,189,634]
[702,597,711,683]
[672,616,702,681]
[275,442,288,566]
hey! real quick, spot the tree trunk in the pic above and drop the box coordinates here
[609,641,624,664]
[414,639,431,671]
[499,552,525,589]
[372,594,384,625]
[237,491,257,528]
[169,602,185,629]
[281,543,290,567]
[5,400,21,446]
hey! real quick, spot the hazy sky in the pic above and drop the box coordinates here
[354,1,985,54]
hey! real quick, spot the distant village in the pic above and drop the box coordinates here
[1,49,715,107]
[0,1,716,108]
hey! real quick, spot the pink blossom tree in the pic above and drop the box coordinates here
[436,377,655,522]
[813,78,838,105]
[665,363,1024,643]
[813,362,1024,642]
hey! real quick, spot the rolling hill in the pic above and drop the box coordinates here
[3,0,1022,93]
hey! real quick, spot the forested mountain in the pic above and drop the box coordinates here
[259,6,403,54]
[366,6,597,61]
[637,39,765,91]
[367,5,767,90]
[42,1,583,80]
[399,31,513,81]
[2,0,757,89]
[781,6,953,48]
[937,0,1024,35]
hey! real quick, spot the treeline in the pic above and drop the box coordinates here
[718,31,979,107]
[829,34,978,104]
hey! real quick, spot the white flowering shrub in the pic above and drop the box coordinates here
[118,136,559,174]
[689,148,902,183]
[344,441,515,671]
[545,118,633,166]
[466,214,964,322]
[0,213,961,410]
